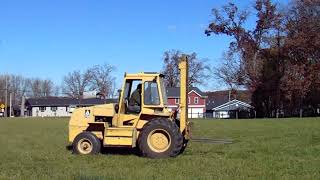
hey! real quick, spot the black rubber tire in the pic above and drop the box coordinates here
[174,119,189,154]
[72,132,101,155]
[179,138,189,154]
[138,118,183,158]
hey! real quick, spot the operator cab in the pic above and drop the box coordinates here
[117,73,168,118]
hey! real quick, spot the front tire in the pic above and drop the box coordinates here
[72,132,101,155]
[138,119,183,158]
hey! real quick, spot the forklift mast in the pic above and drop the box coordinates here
[178,55,189,138]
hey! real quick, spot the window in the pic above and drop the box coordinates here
[194,97,199,104]
[159,78,168,105]
[51,107,57,112]
[39,107,46,112]
[144,81,160,105]
[175,98,179,104]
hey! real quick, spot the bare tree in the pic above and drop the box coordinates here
[30,78,42,98]
[214,51,242,90]
[28,78,55,98]
[62,70,91,99]
[53,85,60,96]
[21,78,32,98]
[162,50,180,87]
[10,75,29,104]
[88,63,116,98]
[41,79,54,97]
[162,50,211,87]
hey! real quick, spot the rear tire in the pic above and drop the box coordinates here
[179,138,189,154]
[138,118,183,158]
[73,132,101,155]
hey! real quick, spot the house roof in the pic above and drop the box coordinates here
[206,90,252,110]
[206,93,229,110]
[25,97,118,107]
[213,99,254,111]
[166,87,206,98]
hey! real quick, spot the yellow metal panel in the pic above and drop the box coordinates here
[118,114,137,122]
[69,107,94,142]
[117,78,128,126]
[104,137,133,146]
[140,108,154,114]
[68,125,87,142]
[93,104,115,117]
[136,120,148,129]
[105,128,134,137]
[117,114,138,127]
[140,107,171,117]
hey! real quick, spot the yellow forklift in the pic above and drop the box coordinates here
[69,55,191,158]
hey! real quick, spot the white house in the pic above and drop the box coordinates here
[212,99,254,119]
[25,97,117,117]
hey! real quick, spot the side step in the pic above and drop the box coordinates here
[103,127,137,147]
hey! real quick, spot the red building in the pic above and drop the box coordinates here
[166,87,207,118]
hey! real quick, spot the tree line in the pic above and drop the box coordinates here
[0,63,117,106]
[0,75,59,106]
[205,0,320,117]
[0,50,211,108]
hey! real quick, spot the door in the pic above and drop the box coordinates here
[188,108,203,118]
[116,79,142,126]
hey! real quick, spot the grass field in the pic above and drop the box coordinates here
[0,117,320,179]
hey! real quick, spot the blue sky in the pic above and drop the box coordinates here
[0,0,283,91]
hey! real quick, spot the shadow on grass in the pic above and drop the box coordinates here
[65,145,140,156]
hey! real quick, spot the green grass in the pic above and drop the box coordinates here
[0,117,320,179]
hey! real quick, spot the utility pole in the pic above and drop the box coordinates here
[21,95,25,117]
[9,93,12,117]
[4,75,8,117]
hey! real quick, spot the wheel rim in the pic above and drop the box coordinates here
[77,138,93,154]
[147,129,171,153]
